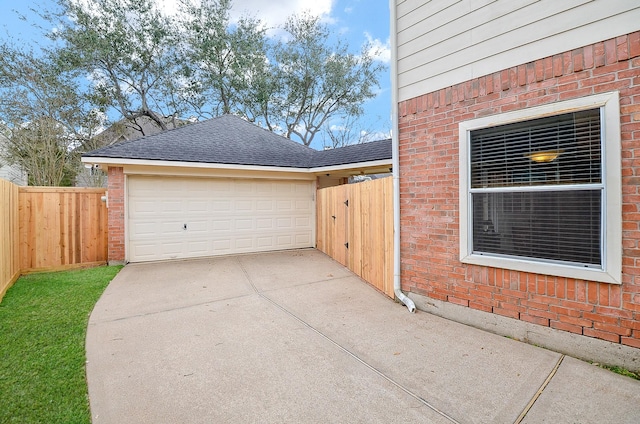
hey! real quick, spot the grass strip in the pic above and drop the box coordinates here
[599,364,640,380]
[0,266,122,424]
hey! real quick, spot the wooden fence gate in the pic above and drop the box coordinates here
[316,177,394,298]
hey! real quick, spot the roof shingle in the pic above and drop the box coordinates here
[83,115,391,168]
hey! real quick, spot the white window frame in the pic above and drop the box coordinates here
[459,91,621,284]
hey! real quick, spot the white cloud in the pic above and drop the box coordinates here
[160,0,335,28]
[76,0,335,29]
[364,32,390,63]
[155,0,336,38]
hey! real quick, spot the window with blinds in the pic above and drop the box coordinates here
[468,108,603,267]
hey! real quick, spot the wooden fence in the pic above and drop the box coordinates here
[3,177,390,301]
[1,179,20,300]
[316,177,394,298]
[0,182,108,301]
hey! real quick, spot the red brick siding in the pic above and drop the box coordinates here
[399,32,640,348]
[107,167,125,262]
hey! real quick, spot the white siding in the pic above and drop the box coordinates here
[0,137,27,185]
[0,163,26,186]
[395,0,640,101]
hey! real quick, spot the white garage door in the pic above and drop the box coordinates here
[127,176,314,262]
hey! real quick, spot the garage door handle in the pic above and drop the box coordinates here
[183,224,187,230]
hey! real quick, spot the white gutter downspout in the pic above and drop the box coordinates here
[390,0,415,313]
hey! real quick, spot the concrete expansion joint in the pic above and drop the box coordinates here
[237,258,260,294]
[261,274,357,294]
[513,355,566,424]
[234,256,568,424]
[97,293,256,324]
[236,258,461,424]
[236,257,355,294]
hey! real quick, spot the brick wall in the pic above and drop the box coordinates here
[399,32,640,349]
[107,166,125,263]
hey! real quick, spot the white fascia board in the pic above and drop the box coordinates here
[81,156,392,174]
[82,157,309,173]
[309,159,392,174]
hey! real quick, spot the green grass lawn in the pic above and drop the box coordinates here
[0,266,122,424]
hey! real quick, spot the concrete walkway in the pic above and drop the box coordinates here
[86,249,640,423]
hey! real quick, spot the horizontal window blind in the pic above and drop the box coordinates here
[470,109,601,188]
[472,191,601,266]
[469,108,603,267]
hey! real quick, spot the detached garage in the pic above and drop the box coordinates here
[82,115,392,264]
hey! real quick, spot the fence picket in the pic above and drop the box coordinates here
[1,181,109,302]
[316,177,394,298]
[0,179,20,301]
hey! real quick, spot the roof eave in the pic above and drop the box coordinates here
[81,156,311,173]
[309,159,392,174]
[81,156,392,174]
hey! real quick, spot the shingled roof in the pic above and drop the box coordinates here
[311,139,392,167]
[83,114,391,168]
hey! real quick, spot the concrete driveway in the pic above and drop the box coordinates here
[86,249,640,423]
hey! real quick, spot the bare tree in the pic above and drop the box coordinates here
[1,118,74,186]
[321,113,392,149]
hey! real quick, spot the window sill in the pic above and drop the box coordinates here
[460,252,621,285]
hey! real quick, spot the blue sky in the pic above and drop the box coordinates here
[0,0,392,149]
